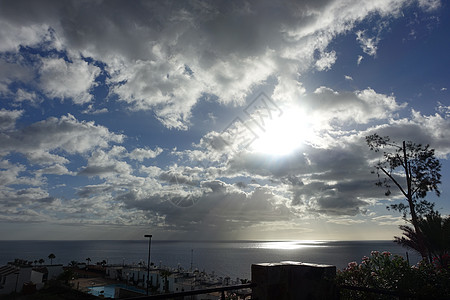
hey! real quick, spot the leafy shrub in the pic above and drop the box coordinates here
[336,251,450,299]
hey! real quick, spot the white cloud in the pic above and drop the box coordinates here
[0,0,445,236]
[0,20,49,52]
[345,75,353,81]
[356,30,379,56]
[0,58,35,93]
[78,149,133,178]
[0,0,419,129]
[81,104,108,115]
[365,110,450,157]
[0,109,22,131]
[418,0,441,11]
[36,164,74,175]
[39,57,101,104]
[14,88,39,102]
[118,180,294,234]
[357,55,364,65]
[327,218,365,225]
[315,51,337,71]
[303,87,406,125]
[129,147,163,161]
[0,114,123,163]
[436,102,450,117]
[372,215,404,226]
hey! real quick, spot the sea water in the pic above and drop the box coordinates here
[0,240,421,280]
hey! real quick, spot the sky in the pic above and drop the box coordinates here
[0,0,449,241]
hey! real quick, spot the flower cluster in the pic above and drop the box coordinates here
[336,251,450,299]
[433,253,450,270]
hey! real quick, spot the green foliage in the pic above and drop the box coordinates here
[56,269,76,284]
[395,212,450,265]
[336,251,450,299]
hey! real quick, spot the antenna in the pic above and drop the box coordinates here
[190,249,193,271]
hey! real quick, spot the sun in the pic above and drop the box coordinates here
[251,107,312,155]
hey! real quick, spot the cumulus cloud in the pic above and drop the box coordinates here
[302,87,406,125]
[0,114,123,157]
[437,102,450,117]
[0,0,420,129]
[0,57,35,93]
[315,50,337,71]
[0,0,445,237]
[36,164,74,175]
[0,20,49,52]
[78,149,133,178]
[0,113,124,196]
[39,57,101,104]
[119,180,294,234]
[0,109,22,131]
[14,89,39,103]
[81,104,108,115]
[129,147,163,161]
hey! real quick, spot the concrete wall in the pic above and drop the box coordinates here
[251,261,337,300]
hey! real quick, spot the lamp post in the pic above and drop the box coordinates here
[144,234,152,295]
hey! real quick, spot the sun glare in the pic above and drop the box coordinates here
[255,241,327,250]
[251,107,312,155]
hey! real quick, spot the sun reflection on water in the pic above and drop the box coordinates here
[254,241,329,250]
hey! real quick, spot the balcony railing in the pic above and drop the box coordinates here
[123,283,254,300]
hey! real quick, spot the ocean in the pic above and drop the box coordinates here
[0,240,421,280]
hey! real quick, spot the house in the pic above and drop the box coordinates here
[30,268,45,290]
[0,265,32,294]
[106,266,161,290]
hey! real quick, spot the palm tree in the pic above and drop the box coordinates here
[395,224,428,259]
[48,253,56,265]
[69,260,78,267]
[39,258,45,265]
[86,257,91,266]
[395,212,450,265]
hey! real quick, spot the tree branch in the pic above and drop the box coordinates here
[379,166,408,198]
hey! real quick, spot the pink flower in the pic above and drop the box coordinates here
[348,261,358,269]
[371,251,379,256]
[382,251,391,257]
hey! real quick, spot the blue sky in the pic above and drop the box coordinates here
[0,0,449,240]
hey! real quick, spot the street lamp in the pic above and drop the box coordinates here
[144,234,152,295]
